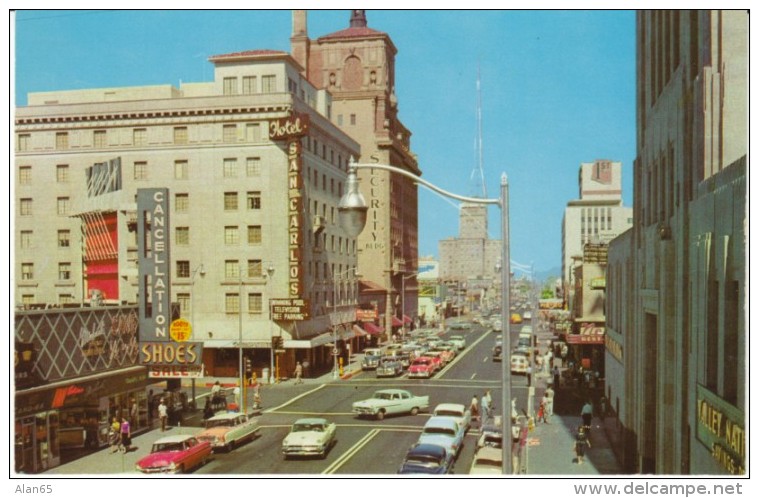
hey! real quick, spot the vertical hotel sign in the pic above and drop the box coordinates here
[137,188,203,366]
[270,114,309,298]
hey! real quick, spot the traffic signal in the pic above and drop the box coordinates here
[245,357,252,373]
[272,336,283,349]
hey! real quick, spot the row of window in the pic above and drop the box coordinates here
[20,262,71,281]
[19,230,71,249]
[223,75,277,96]
[19,197,70,216]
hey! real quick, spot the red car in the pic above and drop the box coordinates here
[135,434,212,474]
[408,356,437,378]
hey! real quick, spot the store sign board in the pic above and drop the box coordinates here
[148,364,204,378]
[270,298,310,321]
[696,385,745,474]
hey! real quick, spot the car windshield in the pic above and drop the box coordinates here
[412,359,430,365]
[406,456,441,466]
[423,427,455,436]
[152,442,184,452]
[293,423,324,432]
[483,435,502,447]
[206,419,235,428]
[436,410,461,417]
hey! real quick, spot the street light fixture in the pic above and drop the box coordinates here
[331,267,360,379]
[338,157,511,473]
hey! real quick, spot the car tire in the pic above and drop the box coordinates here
[376,410,385,421]
[410,407,419,416]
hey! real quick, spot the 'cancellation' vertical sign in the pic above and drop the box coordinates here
[137,188,172,342]
[269,114,309,298]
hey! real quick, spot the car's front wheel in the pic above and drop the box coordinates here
[376,410,385,420]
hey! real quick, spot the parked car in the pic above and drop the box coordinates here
[361,353,382,371]
[397,443,454,475]
[135,435,212,474]
[432,403,472,431]
[376,359,404,378]
[427,346,454,364]
[511,352,528,375]
[492,343,503,362]
[417,416,466,458]
[382,350,411,368]
[352,389,429,420]
[281,418,336,459]
[477,420,503,449]
[469,446,503,474]
[447,335,466,350]
[491,320,503,332]
[448,321,471,331]
[408,357,437,378]
[196,412,259,451]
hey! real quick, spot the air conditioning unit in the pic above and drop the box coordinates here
[313,215,326,234]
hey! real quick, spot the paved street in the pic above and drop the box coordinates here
[44,323,622,476]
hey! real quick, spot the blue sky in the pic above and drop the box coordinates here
[13,9,636,276]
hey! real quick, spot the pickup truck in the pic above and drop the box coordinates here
[352,389,430,420]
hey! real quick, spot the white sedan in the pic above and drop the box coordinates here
[196,412,259,451]
[469,446,503,474]
[282,418,336,459]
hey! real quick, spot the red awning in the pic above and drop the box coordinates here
[403,315,413,325]
[392,316,403,327]
[362,322,384,335]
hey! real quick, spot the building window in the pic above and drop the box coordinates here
[223,158,238,178]
[20,198,32,216]
[288,77,298,94]
[177,293,190,318]
[174,127,188,145]
[223,124,237,143]
[20,230,32,249]
[225,293,241,314]
[58,230,70,248]
[57,197,70,216]
[59,294,75,305]
[175,193,189,212]
[247,191,261,210]
[225,260,240,279]
[134,161,148,180]
[223,77,238,95]
[242,76,257,94]
[19,166,32,185]
[248,293,263,314]
[17,133,30,151]
[21,263,34,280]
[176,260,190,278]
[247,225,262,245]
[246,123,261,142]
[133,128,147,146]
[21,294,35,306]
[224,192,239,211]
[246,157,261,176]
[56,164,69,183]
[175,160,189,180]
[94,130,107,148]
[58,262,71,280]
[261,75,277,93]
[175,226,190,245]
[247,259,262,278]
[55,132,69,150]
[224,226,239,245]
[350,114,356,125]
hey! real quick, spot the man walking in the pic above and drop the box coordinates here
[158,399,168,432]
[543,385,554,423]
[294,361,304,384]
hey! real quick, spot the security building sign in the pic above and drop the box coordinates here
[137,188,202,375]
[696,385,745,474]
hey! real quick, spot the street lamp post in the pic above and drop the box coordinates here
[331,267,359,379]
[190,264,205,409]
[338,158,511,473]
[401,272,417,341]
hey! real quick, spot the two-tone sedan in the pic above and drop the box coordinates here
[135,435,212,474]
[376,359,404,378]
[196,412,259,451]
[281,418,336,459]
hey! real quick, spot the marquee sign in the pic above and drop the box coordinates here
[270,298,310,321]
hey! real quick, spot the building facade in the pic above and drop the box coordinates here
[561,160,633,287]
[291,10,420,338]
[15,48,364,380]
[606,10,746,474]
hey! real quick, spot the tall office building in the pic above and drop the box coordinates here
[15,42,363,378]
[606,10,746,474]
[291,10,420,336]
[561,160,633,286]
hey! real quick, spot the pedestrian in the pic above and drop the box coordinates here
[574,425,591,464]
[109,416,120,453]
[537,398,545,423]
[158,398,168,432]
[119,416,131,453]
[481,393,491,421]
[581,400,593,429]
[552,365,561,388]
[211,380,222,404]
[544,386,554,423]
[470,395,480,423]
[233,385,241,409]
[203,398,214,420]
[253,390,262,410]
[526,365,533,385]
[294,361,303,384]
[485,389,494,414]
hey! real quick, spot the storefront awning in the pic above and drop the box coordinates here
[392,316,403,327]
[361,322,384,335]
[353,324,368,336]
[403,314,413,325]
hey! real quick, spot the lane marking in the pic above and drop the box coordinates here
[264,383,326,413]
[322,429,380,474]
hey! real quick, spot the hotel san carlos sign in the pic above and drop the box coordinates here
[137,188,202,367]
